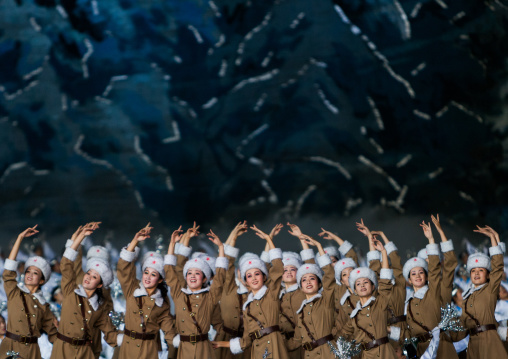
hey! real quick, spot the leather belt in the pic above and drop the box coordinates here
[387,315,406,325]
[223,326,243,337]
[124,328,157,340]
[57,332,91,346]
[467,324,496,336]
[361,336,389,351]
[415,332,433,343]
[179,333,209,343]
[303,334,334,351]
[248,325,280,341]
[6,331,38,344]
[283,331,295,340]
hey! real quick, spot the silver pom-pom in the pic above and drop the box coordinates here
[110,280,123,299]
[438,303,464,332]
[6,351,21,358]
[329,338,362,359]
[109,311,125,329]
[262,347,271,359]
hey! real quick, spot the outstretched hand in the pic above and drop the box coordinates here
[299,234,319,247]
[250,225,271,241]
[269,223,283,239]
[356,219,371,238]
[134,223,153,242]
[19,225,39,239]
[171,226,183,244]
[431,214,443,232]
[372,238,385,252]
[287,222,302,237]
[420,221,434,241]
[207,230,223,247]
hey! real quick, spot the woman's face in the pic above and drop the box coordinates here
[341,267,354,287]
[355,278,374,297]
[408,267,427,289]
[471,267,489,286]
[330,256,338,267]
[24,266,45,288]
[283,266,297,285]
[143,267,163,290]
[300,274,320,295]
[0,317,6,335]
[82,269,103,291]
[186,268,206,290]
[245,268,265,292]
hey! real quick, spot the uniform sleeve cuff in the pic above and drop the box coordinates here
[388,326,401,341]
[380,268,393,280]
[260,251,269,263]
[230,337,243,354]
[119,247,136,262]
[224,244,240,258]
[440,240,454,253]
[216,257,229,270]
[178,245,192,258]
[316,254,332,268]
[4,258,18,271]
[65,239,74,248]
[338,240,353,256]
[498,326,507,341]
[426,243,440,256]
[366,250,381,263]
[490,246,503,256]
[164,254,177,266]
[63,247,78,261]
[172,334,180,348]
[384,242,397,255]
[269,248,282,261]
[117,333,124,346]
[500,242,506,254]
[300,248,314,261]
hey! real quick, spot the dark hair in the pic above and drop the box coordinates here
[95,278,104,306]
[158,281,169,298]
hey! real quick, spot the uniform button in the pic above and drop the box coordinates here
[88,310,92,314]
[79,303,82,306]
[196,296,199,299]
[151,298,154,301]
[145,315,149,318]
[147,307,151,310]
[71,322,74,325]
[140,324,143,327]
[367,307,370,310]
[34,305,38,308]
[21,308,24,311]
[183,308,186,311]
[195,305,198,307]
[256,303,259,306]
[416,313,419,315]
[366,314,370,317]
[310,304,312,307]
[182,320,185,322]
[369,324,373,327]
[267,341,270,344]
[81,328,84,331]
[470,304,473,307]
[415,304,418,307]
[137,344,140,347]
[33,297,36,300]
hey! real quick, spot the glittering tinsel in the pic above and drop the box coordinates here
[109,311,125,329]
[329,338,362,359]
[110,280,123,299]
[262,347,271,359]
[49,303,61,321]
[438,303,464,332]
[6,351,21,359]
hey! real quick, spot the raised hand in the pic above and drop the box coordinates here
[71,225,83,242]
[250,225,271,241]
[19,225,39,239]
[207,230,223,247]
[300,234,325,255]
[134,223,153,242]
[356,219,372,238]
[420,221,434,243]
[171,226,183,244]
[474,225,498,247]
[287,222,303,237]
[187,221,200,238]
[372,238,385,252]
[269,223,283,239]
[370,231,389,244]
[430,214,442,231]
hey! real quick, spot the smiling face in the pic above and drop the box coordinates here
[355,278,374,297]
[341,267,354,287]
[471,267,489,286]
[82,269,103,291]
[330,256,338,267]
[408,267,427,289]
[186,268,206,290]
[24,266,45,288]
[300,273,320,295]
[0,316,6,336]
[143,267,163,290]
[283,265,297,284]
[245,268,265,292]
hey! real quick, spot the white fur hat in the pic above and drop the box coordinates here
[198,254,217,276]
[348,267,378,290]
[142,251,163,265]
[282,251,302,269]
[239,252,259,267]
[87,246,110,262]
[86,258,114,288]
[467,252,491,273]
[334,257,357,285]
[142,255,165,279]
[184,257,212,283]
[25,256,51,283]
[417,248,428,260]
[403,257,428,279]
[323,246,339,258]
[240,257,268,280]
[296,264,323,288]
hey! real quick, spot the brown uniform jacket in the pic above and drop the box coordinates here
[117,248,175,359]
[164,253,228,359]
[333,242,359,332]
[460,246,508,359]
[51,248,119,359]
[440,241,458,306]
[0,259,57,359]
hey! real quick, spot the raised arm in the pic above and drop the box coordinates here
[289,222,315,264]
[207,230,228,303]
[8,225,39,261]
[474,225,504,294]
[251,224,283,293]
[421,221,441,299]
[164,227,184,296]
[357,220,381,274]
[431,214,457,305]
[319,227,358,265]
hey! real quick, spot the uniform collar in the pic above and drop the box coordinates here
[350,296,376,318]
[279,283,299,299]
[406,285,428,303]
[463,283,487,299]
[181,287,210,296]
[243,285,268,311]
[133,283,164,307]
[340,290,351,306]
[296,288,324,314]
[18,284,47,305]
[235,278,249,294]
[74,285,99,311]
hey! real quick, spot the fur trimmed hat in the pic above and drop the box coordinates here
[348,267,378,291]
[86,258,114,288]
[87,246,110,262]
[467,252,491,273]
[417,248,428,260]
[197,254,217,276]
[403,257,428,279]
[184,257,212,283]
[323,246,339,258]
[282,251,302,269]
[240,257,268,280]
[239,252,259,266]
[142,255,165,279]
[142,251,163,265]
[296,264,323,288]
[334,257,357,285]
[25,256,51,283]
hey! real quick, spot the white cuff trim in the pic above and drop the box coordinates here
[117,333,124,347]
[269,248,282,261]
[4,258,18,271]
[260,251,269,263]
[388,326,401,341]
[172,334,180,348]
[490,246,503,256]
[63,247,78,261]
[498,326,507,341]
[384,242,397,255]
[178,245,192,258]
[440,240,454,253]
[224,244,240,258]
[300,248,314,261]
[164,254,177,266]
[380,268,394,280]
[216,257,229,270]
[366,250,381,263]
[316,254,332,268]
[119,247,136,262]
[338,241,353,256]
[230,337,243,354]
[500,242,506,254]
[65,239,74,248]
[426,243,440,256]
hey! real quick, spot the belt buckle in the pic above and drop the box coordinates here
[72,337,80,347]
[189,334,197,344]
[255,330,263,339]
[190,312,195,317]
[130,330,137,340]
[303,342,313,351]
[19,335,28,345]
[361,343,371,351]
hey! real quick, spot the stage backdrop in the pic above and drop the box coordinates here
[0,0,507,252]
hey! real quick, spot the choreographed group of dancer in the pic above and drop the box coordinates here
[0,216,507,359]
